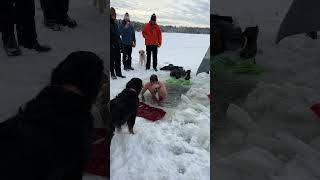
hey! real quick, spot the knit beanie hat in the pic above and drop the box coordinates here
[124,12,130,21]
[151,13,156,22]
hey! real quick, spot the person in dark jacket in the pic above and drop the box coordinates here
[119,12,136,71]
[110,7,125,79]
[0,51,104,180]
[110,78,143,136]
[40,0,77,31]
[0,0,51,56]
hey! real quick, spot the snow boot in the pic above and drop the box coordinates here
[240,26,258,59]
[116,74,126,78]
[3,36,22,56]
[154,67,158,72]
[212,28,224,55]
[22,42,51,52]
[185,70,191,80]
[44,19,63,31]
[60,16,78,28]
[306,31,317,40]
[111,72,117,79]
[170,69,181,79]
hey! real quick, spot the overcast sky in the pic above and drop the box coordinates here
[110,0,210,28]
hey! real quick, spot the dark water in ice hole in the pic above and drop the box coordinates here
[144,83,191,108]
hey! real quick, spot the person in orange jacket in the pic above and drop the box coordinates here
[142,13,162,71]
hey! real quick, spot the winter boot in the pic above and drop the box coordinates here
[22,42,51,52]
[116,74,126,78]
[170,69,181,79]
[3,36,22,56]
[185,70,191,80]
[212,28,224,55]
[306,31,317,40]
[240,26,258,59]
[60,16,78,28]
[44,19,63,31]
[111,72,117,79]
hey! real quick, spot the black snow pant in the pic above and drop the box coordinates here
[40,0,69,22]
[122,44,132,69]
[0,0,37,47]
[146,45,158,69]
[110,47,122,76]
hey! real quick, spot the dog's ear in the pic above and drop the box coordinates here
[126,78,143,94]
[51,51,104,103]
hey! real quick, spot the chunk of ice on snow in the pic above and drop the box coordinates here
[276,132,320,179]
[227,104,263,134]
[217,148,283,176]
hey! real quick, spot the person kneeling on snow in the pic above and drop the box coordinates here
[110,78,143,135]
[141,74,167,104]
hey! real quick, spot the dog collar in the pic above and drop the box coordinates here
[54,85,85,97]
[127,88,137,93]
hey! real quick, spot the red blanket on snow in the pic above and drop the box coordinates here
[85,128,109,177]
[137,102,166,121]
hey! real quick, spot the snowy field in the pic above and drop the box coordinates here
[0,0,107,179]
[212,0,320,179]
[110,32,210,180]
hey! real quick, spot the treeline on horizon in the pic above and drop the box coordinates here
[117,20,210,34]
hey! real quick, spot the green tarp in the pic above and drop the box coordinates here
[211,56,264,75]
[166,77,192,86]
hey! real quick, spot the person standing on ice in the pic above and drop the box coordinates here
[40,0,77,31]
[0,0,51,56]
[119,12,136,71]
[141,74,167,104]
[142,13,162,71]
[110,7,125,79]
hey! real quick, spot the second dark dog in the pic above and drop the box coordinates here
[110,78,143,135]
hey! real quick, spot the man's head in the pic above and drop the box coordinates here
[126,78,143,94]
[124,12,130,21]
[50,51,104,103]
[150,74,158,84]
[150,13,156,25]
[111,7,116,20]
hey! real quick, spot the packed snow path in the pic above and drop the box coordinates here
[110,32,210,180]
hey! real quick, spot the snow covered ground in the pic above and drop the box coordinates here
[110,32,210,180]
[212,0,320,179]
[0,0,107,179]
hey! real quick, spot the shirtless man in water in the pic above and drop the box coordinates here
[141,74,167,104]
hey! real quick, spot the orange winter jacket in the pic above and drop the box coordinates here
[142,22,162,46]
